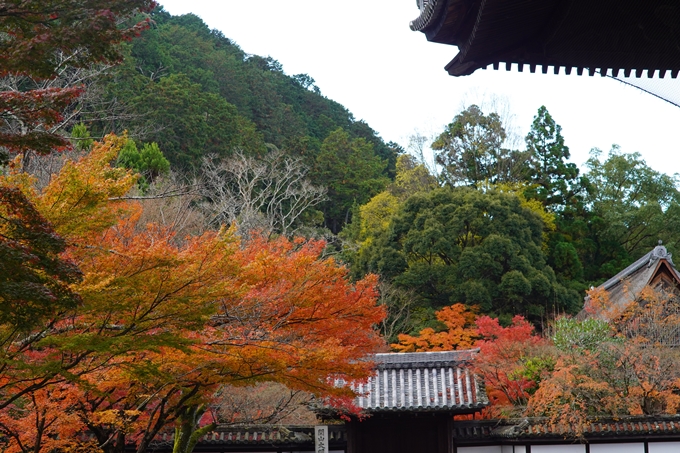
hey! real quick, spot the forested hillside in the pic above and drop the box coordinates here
[89,8,399,233]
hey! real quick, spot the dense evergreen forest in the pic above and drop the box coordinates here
[343,104,680,335]
[82,8,399,234]
[30,7,680,335]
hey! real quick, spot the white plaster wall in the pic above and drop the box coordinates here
[591,443,645,453]
[458,447,503,453]
[648,442,680,453]
[532,445,585,453]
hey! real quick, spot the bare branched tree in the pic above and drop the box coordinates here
[376,281,418,345]
[134,172,207,240]
[1,49,164,170]
[215,383,317,426]
[407,130,441,180]
[200,149,326,237]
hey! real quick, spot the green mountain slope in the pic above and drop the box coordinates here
[93,7,398,231]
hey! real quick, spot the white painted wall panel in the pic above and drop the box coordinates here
[649,442,680,453]
[591,443,644,453]
[458,447,503,453]
[532,445,585,453]
[502,447,526,453]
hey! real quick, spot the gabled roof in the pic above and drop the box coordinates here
[351,349,488,414]
[589,242,680,312]
[410,0,680,77]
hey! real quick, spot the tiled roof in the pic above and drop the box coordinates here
[409,0,445,32]
[352,349,488,414]
[599,243,675,292]
[410,0,680,78]
[454,416,680,443]
[150,425,347,451]
[582,242,680,317]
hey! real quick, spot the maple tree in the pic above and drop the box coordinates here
[393,303,549,417]
[0,384,95,453]
[0,134,386,453]
[401,290,680,429]
[474,315,550,414]
[392,303,478,352]
[526,288,680,436]
[0,0,157,160]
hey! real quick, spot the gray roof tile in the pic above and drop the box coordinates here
[353,349,488,413]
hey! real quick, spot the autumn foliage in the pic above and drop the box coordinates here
[393,304,548,417]
[400,290,680,431]
[0,0,157,158]
[393,303,478,352]
[0,134,385,453]
[475,315,549,412]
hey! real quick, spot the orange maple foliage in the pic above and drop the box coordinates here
[0,134,386,453]
[204,234,385,391]
[392,303,478,352]
[392,304,548,418]
[583,285,629,320]
[528,288,680,435]
[0,384,92,453]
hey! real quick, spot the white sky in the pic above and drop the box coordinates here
[159,0,680,176]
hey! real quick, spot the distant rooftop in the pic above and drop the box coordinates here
[601,242,676,292]
[587,241,680,314]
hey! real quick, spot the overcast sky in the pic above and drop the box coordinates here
[159,0,680,176]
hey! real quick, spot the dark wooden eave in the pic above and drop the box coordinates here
[411,0,680,77]
[453,415,680,445]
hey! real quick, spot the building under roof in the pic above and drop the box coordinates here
[585,241,680,316]
[145,350,486,453]
[410,0,680,78]
[343,349,487,453]
[157,415,680,452]
[141,349,680,452]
